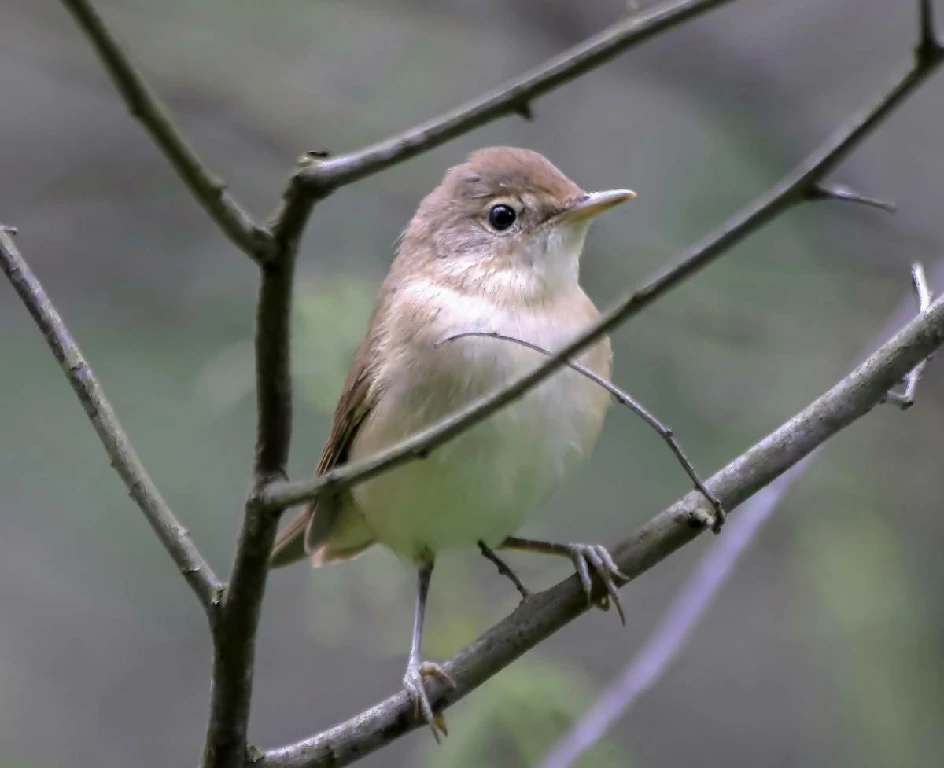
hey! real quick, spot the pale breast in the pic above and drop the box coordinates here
[347,281,611,562]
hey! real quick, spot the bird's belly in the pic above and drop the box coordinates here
[348,345,608,561]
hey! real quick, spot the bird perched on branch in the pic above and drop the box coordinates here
[270,147,636,739]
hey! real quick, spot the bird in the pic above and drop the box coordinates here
[269,146,636,739]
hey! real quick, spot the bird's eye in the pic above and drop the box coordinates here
[487,203,517,232]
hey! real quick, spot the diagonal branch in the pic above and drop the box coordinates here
[260,292,944,768]
[0,226,223,619]
[59,0,271,262]
[268,0,737,238]
[296,0,735,194]
[535,259,944,768]
[258,44,944,514]
[438,330,723,527]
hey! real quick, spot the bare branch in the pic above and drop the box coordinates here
[59,0,271,262]
[807,182,897,212]
[886,262,934,408]
[535,259,944,768]
[260,292,944,768]
[0,226,223,618]
[273,0,735,238]
[202,170,309,768]
[258,46,944,514]
[47,3,944,767]
[439,330,724,529]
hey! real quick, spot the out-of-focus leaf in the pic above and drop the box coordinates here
[417,655,630,768]
[294,273,376,413]
[192,272,376,418]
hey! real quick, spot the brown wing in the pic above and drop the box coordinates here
[268,337,377,569]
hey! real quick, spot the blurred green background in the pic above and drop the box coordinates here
[1,1,943,766]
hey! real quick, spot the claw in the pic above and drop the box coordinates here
[432,711,449,737]
[566,544,627,626]
[403,659,454,742]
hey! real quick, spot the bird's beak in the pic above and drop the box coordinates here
[559,189,636,223]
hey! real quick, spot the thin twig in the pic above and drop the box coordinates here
[807,182,897,212]
[478,541,531,601]
[297,0,734,193]
[886,262,934,408]
[919,0,940,57]
[58,0,271,262]
[439,330,724,530]
[535,260,944,768]
[260,293,944,768]
[0,226,223,618]
[258,45,944,514]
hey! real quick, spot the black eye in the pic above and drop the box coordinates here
[487,204,517,231]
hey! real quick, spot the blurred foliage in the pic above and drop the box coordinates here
[418,658,630,768]
[293,274,377,414]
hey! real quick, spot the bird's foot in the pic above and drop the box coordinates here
[564,543,628,626]
[403,659,455,742]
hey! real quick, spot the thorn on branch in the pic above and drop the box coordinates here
[297,151,332,173]
[512,101,534,121]
[885,261,934,409]
[807,183,897,212]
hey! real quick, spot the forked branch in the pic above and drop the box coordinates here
[40,2,944,768]
[261,294,944,768]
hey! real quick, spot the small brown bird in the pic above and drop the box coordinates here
[270,147,635,738]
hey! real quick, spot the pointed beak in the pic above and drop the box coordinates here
[559,189,636,223]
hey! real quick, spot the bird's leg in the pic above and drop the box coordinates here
[477,540,531,602]
[500,536,628,625]
[403,560,455,742]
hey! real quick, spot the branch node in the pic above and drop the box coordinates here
[60,0,266,263]
[687,507,717,531]
[885,261,934,409]
[512,101,534,121]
